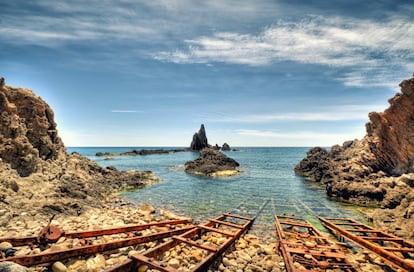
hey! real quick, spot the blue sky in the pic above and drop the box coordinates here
[1,1,413,147]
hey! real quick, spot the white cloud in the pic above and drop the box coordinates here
[206,104,385,123]
[154,16,414,87]
[235,129,364,146]
[111,110,140,113]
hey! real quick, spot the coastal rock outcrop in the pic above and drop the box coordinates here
[184,148,240,177]
[295,74,414,239]
[190,124,209,150]
[221,143,231,151]
[0,77,159,222]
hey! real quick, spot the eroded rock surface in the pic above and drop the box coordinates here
[295,75,414,239]
[0,78,159,223]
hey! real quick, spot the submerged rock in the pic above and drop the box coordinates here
[184,147,240,177]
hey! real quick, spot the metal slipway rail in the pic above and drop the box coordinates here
[274,214,359,271]
[0,218,194,267]
[319,217,414,272]
[0,200,269,271]
[107,199,269,272]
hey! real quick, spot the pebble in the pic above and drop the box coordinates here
[0,241,13,251]
[52,261,67,272]
[168,258,180,269]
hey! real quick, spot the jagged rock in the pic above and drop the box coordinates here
[221,143,231,151]
[0,82,65,176]
[184,147,239,177]
[0,77,5,90]
[295,75,414,239]
[0,77,160,219]
[190,124,208,150]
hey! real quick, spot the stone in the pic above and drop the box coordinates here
[0,241,13,251]
[221,143,231,151]
[0,261,29,272]
[52,261,67,272]
[184,147,240,177]
[138,265,148,272]
[86,254,106,271]
[139,203,155,215]
[190,124,209,150]
[167,258,180,269]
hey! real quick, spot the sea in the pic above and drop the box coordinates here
[68,147,366,241]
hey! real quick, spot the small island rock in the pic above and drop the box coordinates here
[184,148,240,177]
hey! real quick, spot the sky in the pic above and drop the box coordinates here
[1,0,414,147]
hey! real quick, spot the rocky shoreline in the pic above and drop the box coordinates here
[295,75,414,241]
[0,77,407,271]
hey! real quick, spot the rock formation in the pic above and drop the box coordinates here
[184,147,240,177]
[190,124,208,150]
[295,75,414,239]
[221,143,231,151]
[0,77,159,222]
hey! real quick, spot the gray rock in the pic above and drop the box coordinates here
[0,261,29,272]
[190,124,208,150]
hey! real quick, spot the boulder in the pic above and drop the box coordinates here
[190,124,208,150]
[221,143,231,151]
[184,147,239,177]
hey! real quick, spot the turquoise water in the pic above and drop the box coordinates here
[69,147,365,240]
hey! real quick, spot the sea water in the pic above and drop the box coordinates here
[69,147,365,240]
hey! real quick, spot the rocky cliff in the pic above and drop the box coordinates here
[295,75,414,239]
[0,78,159,224]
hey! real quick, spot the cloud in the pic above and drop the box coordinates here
[206,104,384,123]
[236,129,346,139]
[235,129,364,146]
[111,110,140,113]
[154,16,414,87]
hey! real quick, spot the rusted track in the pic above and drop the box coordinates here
[319,217,414,272]
[0,219,193,267]
[107,200,269,272]
[275,215,358,272]
[0,219,191,247]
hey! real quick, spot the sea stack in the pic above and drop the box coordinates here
[190,124,209,150]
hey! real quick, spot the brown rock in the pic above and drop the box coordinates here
[295,75,414,240]
[0,78,160,221]
[184,147,240,177]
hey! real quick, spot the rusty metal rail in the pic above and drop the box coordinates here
[275,214,358,271]
[107,200,269,272]
[0,219,193,267]
[319,217,414,272]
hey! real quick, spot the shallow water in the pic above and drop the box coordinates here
[69,147,366,241]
